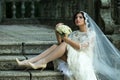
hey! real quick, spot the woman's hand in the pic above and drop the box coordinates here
[62,35,80,50]
[62,34,68,42]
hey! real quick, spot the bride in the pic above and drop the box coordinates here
[16,11,120,80]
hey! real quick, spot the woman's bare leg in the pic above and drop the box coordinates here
[29,42,67,69]
[27,44,58,63]
[28,29,63,63]
[16,44,58,66]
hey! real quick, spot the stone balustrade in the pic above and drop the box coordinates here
[0,0,95,25]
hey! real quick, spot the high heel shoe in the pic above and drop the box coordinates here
[16,58,29,67]
[28,62,47,70]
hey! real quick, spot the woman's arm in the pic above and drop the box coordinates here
[63,36,80,50]
[63,36,91,50]
[63,31,96,50]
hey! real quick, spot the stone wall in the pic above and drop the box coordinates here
[111,0,120,24]
[98,0,120,50]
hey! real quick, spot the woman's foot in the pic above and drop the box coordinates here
[16,58,29,67]
[28,62,47,70]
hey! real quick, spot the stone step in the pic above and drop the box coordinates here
[0,70,63,80]
[0,25,64,79]
[30,70,63,80]
[0,55,54,70]
[0,55,25,70]
[0,25,56,42]
[0,41,57,55]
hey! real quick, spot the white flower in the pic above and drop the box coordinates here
[56,24,72,36]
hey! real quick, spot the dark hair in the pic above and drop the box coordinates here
[73,11,85,24]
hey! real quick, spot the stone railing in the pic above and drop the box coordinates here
[0,0,95,25]
[4,0,40,19]
[0,0,41,24]
[0,0,78,24]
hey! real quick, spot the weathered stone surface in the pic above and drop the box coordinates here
[0,25,57,55]
[30,70,64,80]
[0,41,57,55]
[0,55,26,70]
[100,0,111,8]
[0,71,64,80]
[0,71,30,80]
[0,25,56,42]
[108,34,120,50]
[100,9,114,34]
[24,41,57,54]
[0,43,22,54]
[113,25,120,34]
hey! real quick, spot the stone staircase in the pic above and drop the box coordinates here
[0,25,64,80]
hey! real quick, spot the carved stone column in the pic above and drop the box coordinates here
[0,0,3,22]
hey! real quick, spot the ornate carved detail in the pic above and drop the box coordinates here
[99,0,114,34]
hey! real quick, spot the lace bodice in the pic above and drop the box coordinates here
[69,30,88,43]
[68,30,95,50]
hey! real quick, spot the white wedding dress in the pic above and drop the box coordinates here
[57,30,97,80]
[56,11,120,80]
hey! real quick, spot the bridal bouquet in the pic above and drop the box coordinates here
[56,24,72,37]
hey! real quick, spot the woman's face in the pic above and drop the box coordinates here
[74,13,85,27]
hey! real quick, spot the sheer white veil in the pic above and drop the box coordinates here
[82,11,120,80]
